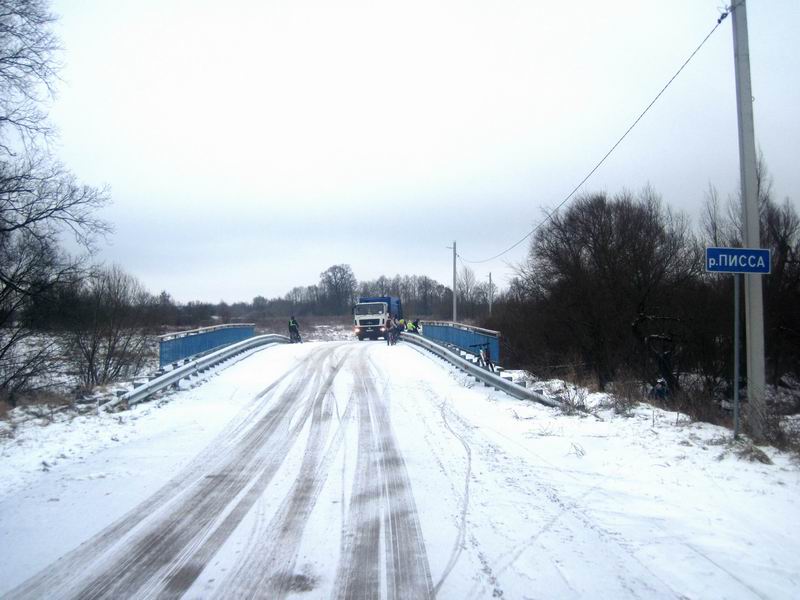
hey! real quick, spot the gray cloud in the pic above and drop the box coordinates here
[50,0,799,302]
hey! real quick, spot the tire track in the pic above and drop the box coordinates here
[390,379,476,595]
[9,353,311,597]
[212,346,354,598]
[76,347,334,599]
[451,417,677,600]
[333,347,434,600]
[433,401,473,595]
[6,344,338,600]
[333,348,383,600]
[9,342,435,599]
[159,346,350,598]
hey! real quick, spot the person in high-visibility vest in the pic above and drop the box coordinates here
[396,318,406,342]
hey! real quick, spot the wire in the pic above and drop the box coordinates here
[459,5,735,265]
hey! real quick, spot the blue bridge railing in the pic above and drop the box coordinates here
[159,324,256,368]
[419,321,500,364]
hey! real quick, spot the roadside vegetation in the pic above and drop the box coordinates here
[487,179,799,448]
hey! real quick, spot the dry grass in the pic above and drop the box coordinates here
[17,389,73,408]
[764,411,800,457]
[672,388,729,427]
[0,390,74,422]
[560,385,589,415]
[561,364,597,393]
[735,441,774,464]
[0,399,11,421]
[608,378,644,416]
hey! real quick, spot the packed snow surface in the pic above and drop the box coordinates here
[0,341,798,599]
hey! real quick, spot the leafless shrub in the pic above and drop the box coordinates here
[672,387,728,427]
[557,361,597,394]
[0,331,61,405]
[62,266,155,388]
[735,442,773,465]
[560,385,588,416]
[608,378,643,416]
[534,423,556,437]
[714,435,775,464]
[763,411,800,457]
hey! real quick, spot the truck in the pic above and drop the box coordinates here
[352,296,403,341]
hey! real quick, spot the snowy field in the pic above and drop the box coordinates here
[0,340,798,599]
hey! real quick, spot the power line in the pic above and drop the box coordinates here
[459,5,734,265]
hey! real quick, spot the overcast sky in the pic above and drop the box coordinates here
[48,0,799,304]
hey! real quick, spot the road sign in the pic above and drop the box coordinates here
[706,247,771,274]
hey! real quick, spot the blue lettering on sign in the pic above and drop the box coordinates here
[705,247,771,274]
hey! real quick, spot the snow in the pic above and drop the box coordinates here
[1,340,798,598]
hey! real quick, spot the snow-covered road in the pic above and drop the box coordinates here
[1,341,798,599]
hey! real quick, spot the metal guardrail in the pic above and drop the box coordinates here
[106,334,289,410]
[400,333,559,408]
[107,331,555,412]
[157,323,257,341]
[159,324,256,368]
[420,320,501,364]
[420,320,500,337]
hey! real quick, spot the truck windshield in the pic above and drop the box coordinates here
[354,303,386,316]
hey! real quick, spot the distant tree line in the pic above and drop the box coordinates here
[73,265,458,329]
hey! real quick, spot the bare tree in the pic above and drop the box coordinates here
[457,265,478,318]
[0,157,109,400]
[0,0,60,152]
[63,265,154,388]
[319,264,357,314]
[0,231,64,399]
[0,1,110,402]
[701,184,737,248]
[703,156,800,384]
[760,194,800,382]
[519,189,698,391]
[416,275,436,315]
[0,155,109,247]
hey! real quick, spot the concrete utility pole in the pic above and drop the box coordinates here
[731,0,767,439]
[452,241,457,323]
[488,272,493,316]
